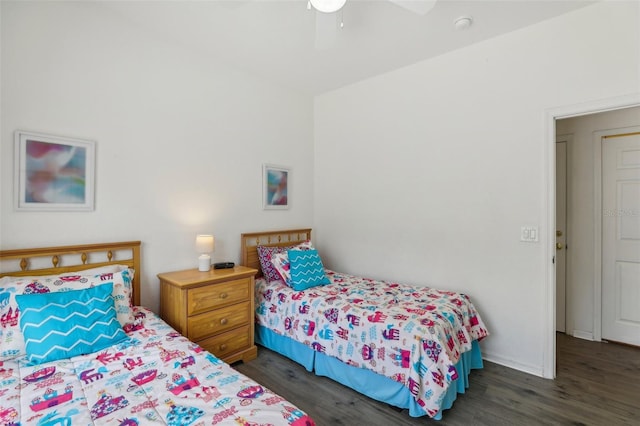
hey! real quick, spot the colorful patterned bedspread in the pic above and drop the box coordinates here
[0,307,314,426]
[255,270,489,418]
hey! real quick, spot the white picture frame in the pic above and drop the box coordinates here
[263,164,289,210]
[14,131,96,211]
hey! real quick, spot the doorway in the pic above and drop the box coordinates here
[547,98,640,379]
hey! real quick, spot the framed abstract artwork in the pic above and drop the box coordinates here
[14,131,96,211]
[263,164,289,210]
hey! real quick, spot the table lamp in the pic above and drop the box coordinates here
[196,234,214,271]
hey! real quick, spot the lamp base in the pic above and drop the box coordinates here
[198,254,211,272]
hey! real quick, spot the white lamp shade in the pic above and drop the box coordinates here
[195,234,214,253]
[310,0,347,13]
[196,234,214,272]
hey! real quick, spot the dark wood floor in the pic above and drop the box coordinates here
[233,333,640,425]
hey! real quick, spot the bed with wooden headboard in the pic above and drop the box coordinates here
[241,228,489,420]
[241,228,311,278]
[0,240,141,304]
[0,240,315,425]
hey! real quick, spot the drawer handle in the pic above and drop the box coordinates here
[220,293,228,299]
[220,318,228,325]
[219,344,227,351]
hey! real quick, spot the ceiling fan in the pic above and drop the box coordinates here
[308,0,437,15]
[307,0,437,49]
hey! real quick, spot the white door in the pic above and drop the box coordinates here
[602,131,640,346]
[556,141,567,333]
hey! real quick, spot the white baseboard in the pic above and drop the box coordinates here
[572,330,594,341]
[482,352,544,378]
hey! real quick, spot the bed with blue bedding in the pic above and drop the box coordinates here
[0,241,314,426]
[241,229,489,420]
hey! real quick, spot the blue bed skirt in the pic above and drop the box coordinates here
[255,324,484,420]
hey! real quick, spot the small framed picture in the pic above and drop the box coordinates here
[263,164,289,210]
[14,131,96,211]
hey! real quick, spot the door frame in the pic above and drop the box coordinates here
[543,92,640,379]
[555,135,572,334]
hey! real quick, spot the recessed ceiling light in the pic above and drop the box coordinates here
[454,15,473,31]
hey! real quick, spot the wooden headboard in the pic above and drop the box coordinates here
[241,229,311,277]
[0,241,142,306]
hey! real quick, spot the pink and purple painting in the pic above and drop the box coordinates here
[263,164,289,209]
[15,131,95,211]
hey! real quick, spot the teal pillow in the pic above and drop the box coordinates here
[16,283,128,365]
[288,249,330,291]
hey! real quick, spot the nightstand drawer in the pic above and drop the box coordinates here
[187,301,250,341]
[187,278,251,315]
[199,325,251,360]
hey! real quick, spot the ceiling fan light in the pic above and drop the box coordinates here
[310,0,347,14]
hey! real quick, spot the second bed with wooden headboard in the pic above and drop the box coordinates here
[241,228,489,420]
[241,228,312,278]
[0,241,314,425]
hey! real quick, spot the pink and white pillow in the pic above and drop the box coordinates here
[270,241,314,285]
[256,240,313,283]
[0,267,134,361]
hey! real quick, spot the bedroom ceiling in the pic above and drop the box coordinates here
[101,0,595,95]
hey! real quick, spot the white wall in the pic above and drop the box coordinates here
[556,106,640,339]
[314,1,639,376]
[0,1,315,312]
[2,0,638,379]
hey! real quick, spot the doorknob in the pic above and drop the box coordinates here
[556,243,563,250]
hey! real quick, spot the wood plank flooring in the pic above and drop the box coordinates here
[233,333,640,425]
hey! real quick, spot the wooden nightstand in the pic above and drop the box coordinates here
[158,266,258,364]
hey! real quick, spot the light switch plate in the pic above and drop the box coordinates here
[521,226,539,242]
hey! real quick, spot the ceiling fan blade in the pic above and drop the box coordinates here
[315,11,339,50]
[388,0,437,15]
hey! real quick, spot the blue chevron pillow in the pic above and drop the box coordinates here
[288,249,330,291]
[16,283,128,365]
